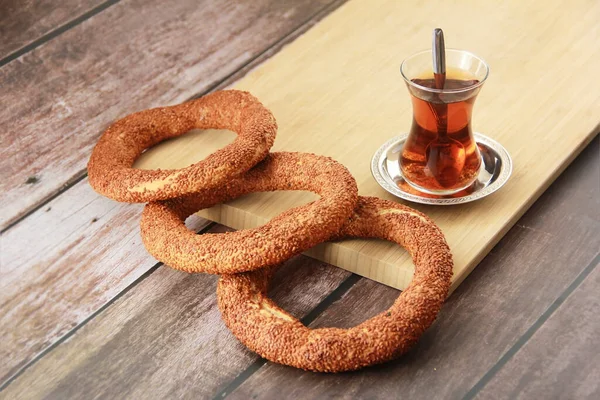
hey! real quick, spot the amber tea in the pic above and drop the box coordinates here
[401,73,481,192]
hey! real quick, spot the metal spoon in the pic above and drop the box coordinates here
[425,28,466,188]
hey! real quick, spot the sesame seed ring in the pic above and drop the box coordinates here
[88,90,277,202]
[140,152,358,274]
[217,196,453,372]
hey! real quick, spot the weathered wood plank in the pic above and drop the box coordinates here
[0,180,211,385]
[0,0,345,385]
[0,0,105,60]
[0,128,236,386]
[3,137,596,398]
[0,0,343,374]
[475,263,600,400]
[0,241,352,399]
[227,137,600,399]
[0,0,335,230]
[0,1,340,382]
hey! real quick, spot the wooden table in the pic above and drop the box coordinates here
[1,1,598,399]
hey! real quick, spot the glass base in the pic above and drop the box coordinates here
[401,155,483,196]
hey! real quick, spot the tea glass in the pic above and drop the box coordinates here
[399,49,489,195]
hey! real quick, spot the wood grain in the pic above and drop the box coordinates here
[475,264,600,400]
[0,237,352,399]
[0,0,347,390]
[227,137,600,399]
[0,0,335,230]
[0,179,210,385]
[0,0,347,385]
[0,0,104,60]
[139,0,600,291]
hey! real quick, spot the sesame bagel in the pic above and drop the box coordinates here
[140,152,358,274]
[217,196,453,372]
[88,90,277,202]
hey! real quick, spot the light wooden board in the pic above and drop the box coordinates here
[138,0,600,291]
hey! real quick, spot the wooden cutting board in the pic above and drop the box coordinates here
[135,0,600,292]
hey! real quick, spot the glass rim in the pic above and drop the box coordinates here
[400,48,489,94]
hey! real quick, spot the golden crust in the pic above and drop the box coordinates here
[217,196,453,372]
[140,152,358,274]
[87,90,277,202]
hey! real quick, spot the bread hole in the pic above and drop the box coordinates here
[134,129,237,170]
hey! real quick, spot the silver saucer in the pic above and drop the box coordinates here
[371,132,512,205]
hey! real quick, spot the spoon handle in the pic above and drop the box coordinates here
[432,28,446,89]
[431,28,448,137]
